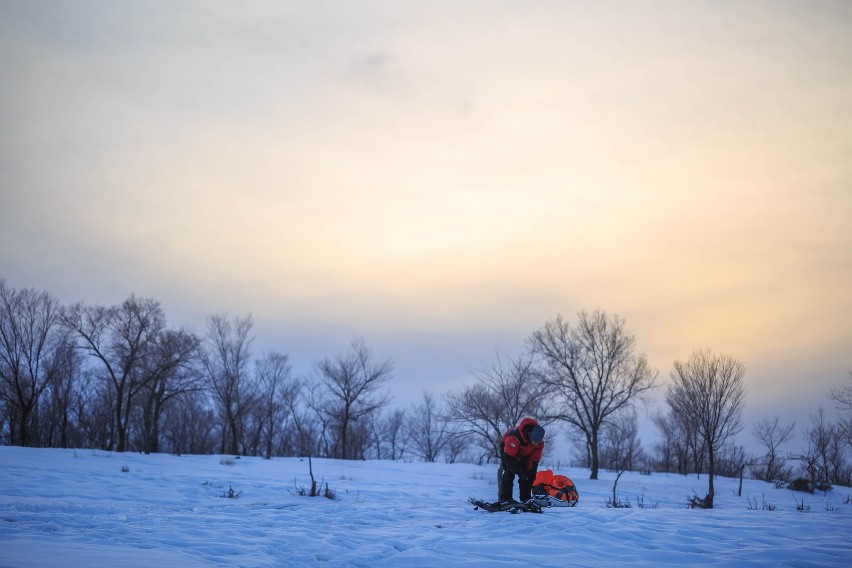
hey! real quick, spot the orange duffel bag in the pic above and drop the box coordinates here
[532,469,579,506]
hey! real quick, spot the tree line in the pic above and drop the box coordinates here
[2,279,850,506]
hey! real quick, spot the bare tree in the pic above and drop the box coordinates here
[651,409,704,475]
[386,408,410,460]
[138,329,202,454]
[61,295,166,452]
[829,372,852,410]
[41,337,84,448]
[75,371,113,450]
[530,311,657,479]
[201,313,255,455]
[315,338,393,460]
[0,281,65,446]
[446,351,548,462]
[666,349,746,508]
[161,389,217,455]
[409,391,452,462]
[254,351,299,459]
[365,412,384,459]
[368,408,408,460]
[651,411,679,473]
[752,416,795,483]
[442,426,469,464]
[293,387,326,457]
[795,408,849,488]
[600,408,645,472]
[828,372,852,448]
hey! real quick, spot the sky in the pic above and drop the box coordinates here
[2,446,851,567]
[1,1,851,451]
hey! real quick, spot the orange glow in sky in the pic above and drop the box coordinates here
[1,1,850,427]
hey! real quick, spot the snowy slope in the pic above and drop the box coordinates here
[1,447,850,567]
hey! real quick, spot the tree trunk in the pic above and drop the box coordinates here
[589,431,600,479]
[18,406,32,447]
[613,470,625,505]
[142,397,154,454]
[341,408,350,460]
[150,401,162,454]
[59,411,69,449]
[121,391,134,452]
[116,395,127,452]
[706,445,716,508]
[230,420,239,455]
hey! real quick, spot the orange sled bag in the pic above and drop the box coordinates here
[532,469,579,506]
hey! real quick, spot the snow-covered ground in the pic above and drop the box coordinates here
[1,447,850,567]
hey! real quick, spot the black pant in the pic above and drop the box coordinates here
[499,458,532,502]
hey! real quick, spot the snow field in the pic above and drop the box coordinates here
[1,447,851,567]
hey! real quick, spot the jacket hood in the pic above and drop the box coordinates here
[517,417,540,444]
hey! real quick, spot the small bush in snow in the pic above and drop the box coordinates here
[221,486,242,499]
[323,483,336,500]
[746,495,778,511]
[605,496,631,508]
[121,465,129,473]
[291,456,336,499]
[635,488,658,509]
[292,479,336,500]
[687,493,713,509]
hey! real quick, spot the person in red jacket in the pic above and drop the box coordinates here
[499,417,545,502]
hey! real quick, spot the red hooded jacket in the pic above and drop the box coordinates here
[501,417,544,473]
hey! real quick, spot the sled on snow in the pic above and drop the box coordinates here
[531,469,579,507]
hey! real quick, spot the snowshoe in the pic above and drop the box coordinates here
[469,497,543,514]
